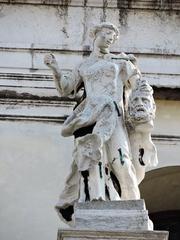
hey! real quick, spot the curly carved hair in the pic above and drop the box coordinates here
[89,22,119,42]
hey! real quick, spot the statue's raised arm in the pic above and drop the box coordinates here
[44,53,82,97]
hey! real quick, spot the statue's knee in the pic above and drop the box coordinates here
[74,133,102,171]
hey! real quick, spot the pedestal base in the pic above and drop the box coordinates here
[58,229,168,240]
[57,200,168,240]
[73,200,152,231]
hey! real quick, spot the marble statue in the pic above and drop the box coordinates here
[44,22,157,225]
[125,79,158,184]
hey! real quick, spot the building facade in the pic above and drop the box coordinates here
[0,1,180,240]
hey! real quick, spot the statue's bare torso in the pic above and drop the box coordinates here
[79,57,124,103]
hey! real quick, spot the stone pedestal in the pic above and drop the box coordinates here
[73,200,152,231]
[57,200,168,240]
[58,229,168,240]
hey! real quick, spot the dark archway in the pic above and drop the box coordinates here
[150,211,180,240]
[140,166,180,240]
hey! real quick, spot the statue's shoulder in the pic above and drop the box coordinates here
[112,52,127,57]
[74,58,93,78]
[110,52,131,60]
[76,56,98,72]
[76,57,91,69]
[110,52,137,67]
[74,60,87,73]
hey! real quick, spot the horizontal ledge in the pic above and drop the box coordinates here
[152,134,180,142]
[0,88,180,101]
[0,89,80,102]
[0,0,179,11]
[0,85,55,89]
[0,114,67,123]
[0,44,179,57]
[0,98,76,106]
[0,114,180,143]
[0,73,179,101]
[58,229,168,239]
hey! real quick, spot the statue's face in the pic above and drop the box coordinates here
[128,94,155,123]
[94,28,116,50]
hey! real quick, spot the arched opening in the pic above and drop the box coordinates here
[140,166,180,240]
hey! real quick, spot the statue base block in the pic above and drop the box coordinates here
[58,229,168,240]
[74,200,152,231]
[57,200,168,240]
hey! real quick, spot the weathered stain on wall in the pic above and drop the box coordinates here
[56,5,69,40]
[117,7,129,26]
[102,0,108,22]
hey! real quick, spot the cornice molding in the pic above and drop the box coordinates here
[0,0,180,11]
[0,100,180,144]
[0,43,179,56]
[0,73,179,101]
[153,134,180,142]
[0,98,75,122]
[0,114,66,123]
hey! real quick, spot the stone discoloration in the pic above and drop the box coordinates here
[30,43,38,71]
[117,0,129,26]
[102,0,108,22]
[0,4,5,18]
[82,2,89,44]
[56,5,69,39]
[1,0,180,10]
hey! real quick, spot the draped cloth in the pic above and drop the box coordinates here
[55,58,141,225]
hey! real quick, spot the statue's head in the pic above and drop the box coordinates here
[127,80,156,125]
[90,22,119,50]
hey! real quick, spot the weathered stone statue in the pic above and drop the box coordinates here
[44,22,157,226]
[126,79,158,184]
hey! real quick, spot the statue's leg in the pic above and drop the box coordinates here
[132,159,145,184]
[107,118,140,200]
[104,162,121,200]
[79,161,106,201]
[76,134,106,202]
[55,159,80,225]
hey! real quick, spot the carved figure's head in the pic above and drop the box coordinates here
[127,80,156,125]
[90,22,119,50]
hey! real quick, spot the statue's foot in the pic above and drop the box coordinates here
[55,204,75,226]
[91,197,106,201]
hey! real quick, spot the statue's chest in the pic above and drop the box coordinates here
[80,60,119,84]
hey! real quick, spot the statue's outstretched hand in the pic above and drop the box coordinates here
[44,53,58,70]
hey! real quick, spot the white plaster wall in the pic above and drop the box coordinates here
[0,4,179,53]
[149,100,180,171]
[0,121,72,240]
[154,100,180,136]
[0,3,179,88]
